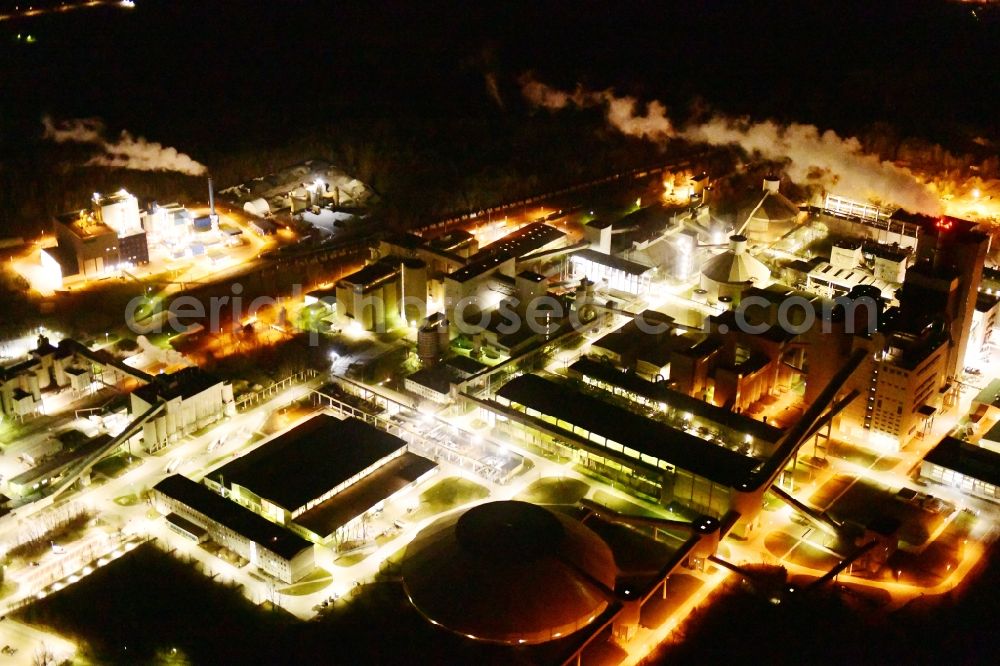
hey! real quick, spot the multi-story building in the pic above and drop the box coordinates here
[1,335,152,419]
[45,189,150,282]
[899,214,989,379]
[152,474,316,583]
[839,323,949,449]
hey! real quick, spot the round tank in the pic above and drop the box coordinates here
[418,324,441,365]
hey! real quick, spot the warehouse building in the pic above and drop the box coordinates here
[294,451,437,545]
[152,474,315,583]
[402,501,619,646]
[568,356,780,458]
[487,374,759,517]
[205,415,410,526]
[567,249,654,296]
[405,355,488,404]
[919,436,1000,502]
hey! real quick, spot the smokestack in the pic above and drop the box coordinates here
[763,175,780,193]
[208,176,216,217]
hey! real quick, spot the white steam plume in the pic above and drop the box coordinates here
[42,115,208,176]
[520,76,941,215]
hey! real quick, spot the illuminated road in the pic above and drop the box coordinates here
[0,0,134,23]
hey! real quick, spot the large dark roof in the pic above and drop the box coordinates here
[571,248,653,277]
[132,366,218,404]
[976,292,1000,313]
[569,357,782,443]
[449,223,564,283]
[592,310,675,358]
[407,355,487,395]
[295,452,436,538]
[207,415,406,512]
[337,260,400,292]
[402,501,616,645]
[153,475,311,560]
[496,374,758,486]
[924,437,1000,488]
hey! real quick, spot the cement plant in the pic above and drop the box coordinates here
[0,1,997,664]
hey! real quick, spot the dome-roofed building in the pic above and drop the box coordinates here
[743,176,800,240]
[700,234,771,300]
[401,500,617,645]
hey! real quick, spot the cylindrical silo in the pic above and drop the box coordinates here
[401,258,428,323]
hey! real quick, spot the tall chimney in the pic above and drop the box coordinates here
[208,176,216,217]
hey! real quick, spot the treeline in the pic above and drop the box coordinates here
[0,111,664,239]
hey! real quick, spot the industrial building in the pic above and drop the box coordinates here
[1,335,152,419]
[568,356,781,457]
[404,355,487,404]
[378,232,470,277]
[152,474,316,583]
[588,310,677,375]
[487,374,759,517]
[444,222,566,321]
[140,202,194,244]
[205,414,405,522]
[970,292,999,366]
[3,434,112,499]
[44,189,150,282]
[222,158,375,215]
[919,436,1000,502]
[130,367,232,452]
[293,451,437,544]
[335,256,429,331]
[806,261,896,300]
[706,215,991,450]
[567,248,654,296]
[838,321,949,448]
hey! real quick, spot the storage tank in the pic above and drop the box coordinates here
[155,415,167,444]
[700,235,770,300]
[418,323,442,365]
[143,421,157,450]
[164,410,177,440]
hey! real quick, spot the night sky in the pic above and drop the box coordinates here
[1,0,998,155]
